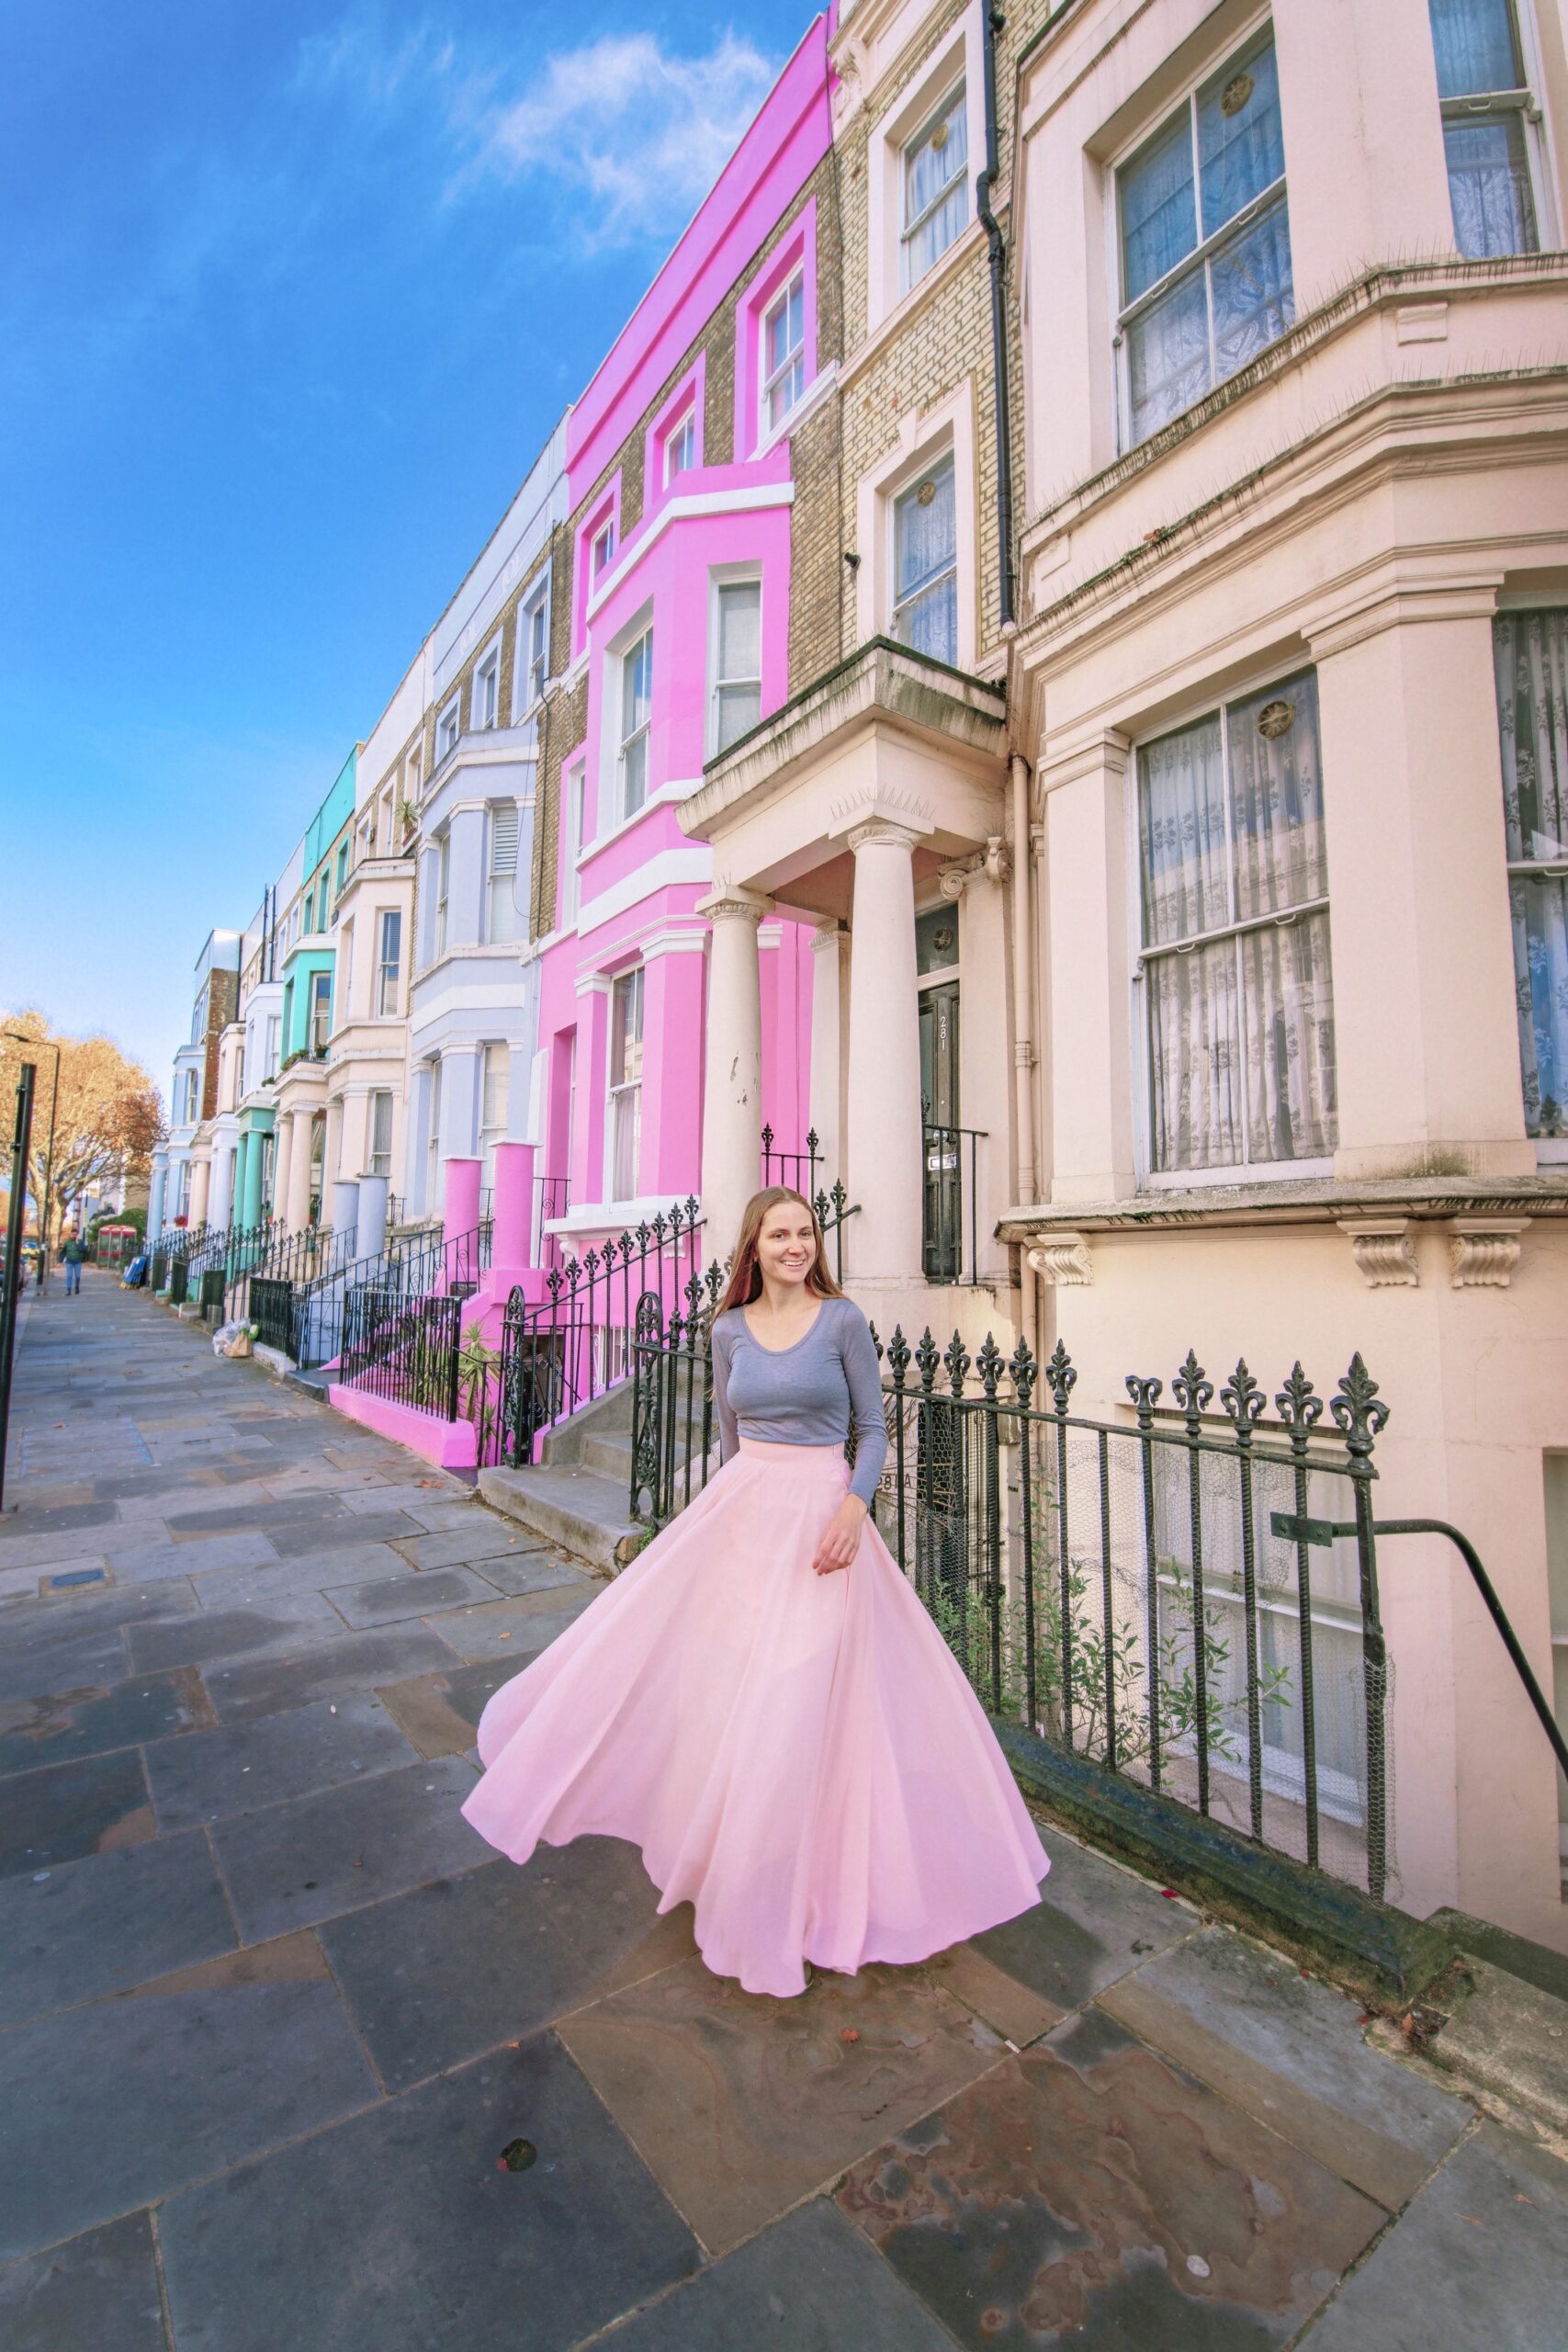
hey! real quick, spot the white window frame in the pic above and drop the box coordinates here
[663,404,698,485]
[1110,22,1294,454]
[435,695,461,762]
[1429,0,1557,256]
[367,1089,393,1180]
[899,77,970,293]
[264,1015,280,1080]
[591,520,615,582]
[1128,662,1337,1190]
[479,1041,510,1192]
[471,633,502,732]
[404,743,423,810]
[424,1056,443,1212]
[518,580,549,713]
[708,570,763,757]
[760,268,807,437]
[376,909,401,1017]
[563,761,586,926]
[487,800,521,944]
[309,971,333,1054]
[605,966,645,1204]
[615,621,654,823]
[433,831,450,962]
[890,453,959,666]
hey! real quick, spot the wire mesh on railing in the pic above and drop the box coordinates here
[338,1286,461,1419]
[627,1306,1395,1906]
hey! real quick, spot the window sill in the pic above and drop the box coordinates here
[998,1170,1568,1238]
[844,215,988,391]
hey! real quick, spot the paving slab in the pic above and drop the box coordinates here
[0,1577,197,1648]
[587,2195,964,2352]
[266,1510,421,1557]
[157,2033,701,2352]
[0,1939,376,2261]
[125,1592,343,1671]
[838,2005,1382,2351]
[320,1838,699,2091]
[145,1690,420,1828]
[0,1661,213,1778]
[210,1751,487,1939]
[373,1656,521,1758]
[1099,1926,1472,2208]
[189,1540,413,1611]
[0,1522,126,1569]
[467,1548,585,1600]
[1,1746,155,1878]
[0,1499,118,1541]
[0,1826,236,2029]
[0,1555,109,1603]
[559,1951,1008,2256]
[1431,1958,1568,2134]
[389,1523,547,1572]
[972,1828,1194,2012]
[1298,2121,1568,2351]
[325,1563,503,1628]
[206,1621,462,1723]
[163,1494,352,1538]
[0,2211,168,2352]
[107,1529,279,1579]
[425,1590,596,1663]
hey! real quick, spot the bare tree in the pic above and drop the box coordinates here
[0,1012,164,1257]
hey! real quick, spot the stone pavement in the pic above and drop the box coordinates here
[2,1274,1566,2351]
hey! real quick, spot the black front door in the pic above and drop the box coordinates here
[919,979,961,1282]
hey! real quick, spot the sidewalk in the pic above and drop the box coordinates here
[1,1275,1564,2350]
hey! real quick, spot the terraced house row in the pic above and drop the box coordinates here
[148,0,1568,1962]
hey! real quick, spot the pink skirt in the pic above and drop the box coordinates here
[460,1437,1049,1998]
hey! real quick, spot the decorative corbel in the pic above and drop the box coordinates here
[1338,1218,1418,1289]
[1027,1235,1092,1287]
[1447,1217,1528,1289]
[938,836,1011,899]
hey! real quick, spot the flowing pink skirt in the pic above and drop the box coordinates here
[460,1437,1049,1998]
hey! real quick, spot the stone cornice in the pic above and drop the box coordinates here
[681,638,1006,844]
[998,1172,1568,1239]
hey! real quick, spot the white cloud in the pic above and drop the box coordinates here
[477,31,778,243]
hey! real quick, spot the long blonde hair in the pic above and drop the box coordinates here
[715,1187,845,1315]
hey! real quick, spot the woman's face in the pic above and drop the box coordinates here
[756,1203,817,1289]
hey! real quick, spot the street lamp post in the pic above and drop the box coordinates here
[3,1034,61,1290]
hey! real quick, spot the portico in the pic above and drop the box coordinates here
[681,637,1016,1334]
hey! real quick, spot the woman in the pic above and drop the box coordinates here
[461,1187,1048,1998]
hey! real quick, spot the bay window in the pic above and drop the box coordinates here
[608,966,644,1202]
[368,1090,393,1181]
[713,578,762,752]
[901,81,968,289]
[1116,30,1293,448]
[1428,0,1541,257]
[1494,610,1568,1136]
[1137,670,1337,1175]
[618,627,653,819]
[892,455,958,666]
[433,832,450,961]
[488,802,520,944]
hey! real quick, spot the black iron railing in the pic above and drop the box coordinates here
[536,1174,570,1270]
[922,1122,987,1285]
[339,1286,461,1419]
[290,1217,491,1369]
[760,1124,822,1198]
[630,1307,1403,1906]
[251,1276,294,1354]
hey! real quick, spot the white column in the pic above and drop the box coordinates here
[809,919,849,1193]
[272,1118,295,1230]
[697,888,769,1264]
[286,1109,313,1232]
[845,821,924,1278]
[149,1156,167,1238]
[209,1146,232,1232]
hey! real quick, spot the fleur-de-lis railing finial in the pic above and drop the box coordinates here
[1125,1373,1162,1429]
[1330,1352,1390,1459]
[976,1332,1003,1399]
[943,1329,972,1398]
[1221,1358,1265,1441]
[915,1327,941,1394]
[887,1323,912,1388]
[1009,1333,1037,1409]
[1274,1362,1323,1446]
[1172,1349,1213,1434]
[1043,1340,1077,1419]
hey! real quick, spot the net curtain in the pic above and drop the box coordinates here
[1495,610,1568,1136]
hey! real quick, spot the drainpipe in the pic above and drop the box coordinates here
[978,4,1014,631]
[1010,750,1035,1208]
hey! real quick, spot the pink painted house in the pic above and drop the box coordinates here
[536,15,839,1269]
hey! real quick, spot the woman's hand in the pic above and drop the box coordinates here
[811,1495,867,1576]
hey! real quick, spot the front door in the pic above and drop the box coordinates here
[919,978,961,1282]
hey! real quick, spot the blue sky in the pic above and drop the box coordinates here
[0,0,807,1095]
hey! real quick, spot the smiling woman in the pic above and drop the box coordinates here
[461,1182,1050,2000]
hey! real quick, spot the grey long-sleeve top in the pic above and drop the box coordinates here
[711,1295,888,1507]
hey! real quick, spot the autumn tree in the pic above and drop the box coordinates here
[0,1012,164,1254]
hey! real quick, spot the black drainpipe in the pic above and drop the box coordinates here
[977,4,1015,632]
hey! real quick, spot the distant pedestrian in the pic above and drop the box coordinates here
[62,1233,87,1295]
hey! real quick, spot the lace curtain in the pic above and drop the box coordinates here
[1428,0,1521,98]
[1141,674,1337,1170]
[1495,610,1568,1135]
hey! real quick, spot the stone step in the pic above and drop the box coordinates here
[579,1430,636,1481]
[479,1462,644,1577]
[1425,1957,1568,2137]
